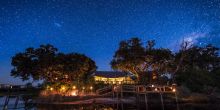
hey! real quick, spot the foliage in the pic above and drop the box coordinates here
[174,44,220,92]
[175,44,220,73]
[11,44,97,85]
[111,37,220,92]
[176,68,214,92]
[211,69,220,88]
[111,38,174,84]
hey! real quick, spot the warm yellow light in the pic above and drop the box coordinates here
[90,86,93,90]
[113,86,117,90]
[172,88,176,92]
[72,86,76,89]
[50,87,54,91]
[61,86,66,90]
[71,91,77,96]
[82,87,85,90]
[155,88,158,91]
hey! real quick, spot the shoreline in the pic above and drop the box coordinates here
[33,96,220,105]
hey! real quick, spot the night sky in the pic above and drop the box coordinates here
[0,0,220,84]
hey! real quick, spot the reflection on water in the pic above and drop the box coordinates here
[0,96,26,110]
[35,103,220,110]
[1,96,220,110]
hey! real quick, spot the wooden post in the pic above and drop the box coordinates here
[112,85,114,98]
[175,92,179,110]
[3,96,9,110]
[120,85,124,110]
[144,93,148,110]
[121,85,123,98]
[160,93,164,110]
[136,86,140,109]
[117,88,119,110]
[14,96,19,109]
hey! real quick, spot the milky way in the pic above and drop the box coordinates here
[0,0,220,84]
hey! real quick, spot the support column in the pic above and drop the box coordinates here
[160,93,164,110]
[175,92,179,110]
[144,93,148,110]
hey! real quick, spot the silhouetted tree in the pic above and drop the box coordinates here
[111,38,173,84]
[175,43,220,92]
[11,44,97,84]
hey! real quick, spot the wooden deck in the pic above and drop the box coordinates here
[96,84,179,110]
[96,84,177,96]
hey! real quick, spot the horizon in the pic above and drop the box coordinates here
[1,0,220,84]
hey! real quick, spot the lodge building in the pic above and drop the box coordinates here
[92,71,135,84]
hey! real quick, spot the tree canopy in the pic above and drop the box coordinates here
[11,44,97,83]
[111,38,174,84]
[111,37,220,90]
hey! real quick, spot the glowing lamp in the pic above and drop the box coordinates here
[50,87,54,91]
[61,86,66,91]
[155,88,158,91]
[113,86,117,90]
[152,85,154,87]
[82,87,85,90]
[71,91,77,96]
[90,86,93,90]
[172,88,176,92]
[72,86,76,89]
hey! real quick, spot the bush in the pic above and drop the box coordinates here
[176,68,214,93]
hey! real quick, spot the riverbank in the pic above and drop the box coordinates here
[34,96,220,110]
[34,93,220,105]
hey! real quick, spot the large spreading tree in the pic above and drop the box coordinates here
[111,38,173,84]
[175,44,220,92]
[111,37,220,93]
[11,44,97,84]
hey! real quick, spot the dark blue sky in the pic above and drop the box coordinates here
[0,0,220,84]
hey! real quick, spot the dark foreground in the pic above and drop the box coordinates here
[1,96,220,110]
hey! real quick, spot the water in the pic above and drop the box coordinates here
[20,103,220,110]
[1,96,220,110]
[0,96,27,110]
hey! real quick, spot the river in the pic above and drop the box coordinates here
[1,96,220,110]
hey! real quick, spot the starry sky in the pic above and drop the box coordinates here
[0,0,220,84]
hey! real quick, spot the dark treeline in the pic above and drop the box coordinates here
[11,38,220,93]
[11,44,97,86]
[111,37,220,93]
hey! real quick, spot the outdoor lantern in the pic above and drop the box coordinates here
[172,83,177,92]
[71,90,78,96]
[61,86,66,91]
[50,87,54,91]
[72,86,76,89]
[113,86,117,91]
[90,86,93,90]
[64,75,68,78]
[172,88,176,92]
